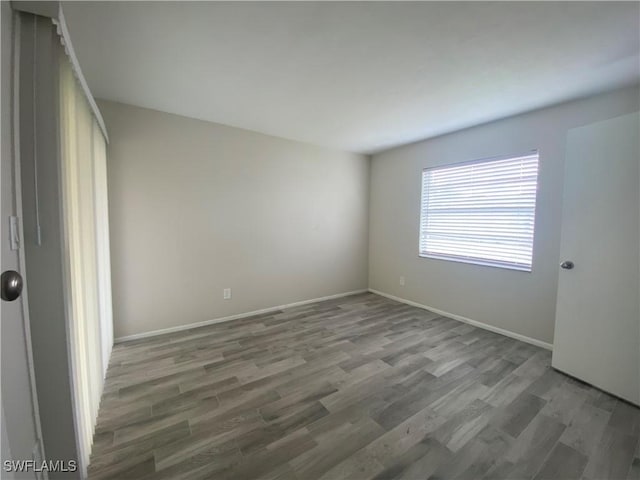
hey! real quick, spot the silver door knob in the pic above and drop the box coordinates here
[560,260,574,270]
[1,270,23,301]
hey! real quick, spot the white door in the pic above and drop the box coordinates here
[552,112,640,405]
[1,2,44,477]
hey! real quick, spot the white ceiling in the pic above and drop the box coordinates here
[63,1,640,154]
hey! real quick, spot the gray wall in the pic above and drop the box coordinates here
[99,100,370,339]
[369,86,640,345]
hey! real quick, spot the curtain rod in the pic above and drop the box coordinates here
[12,1,109,143]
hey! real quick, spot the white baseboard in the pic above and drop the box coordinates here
[368,288,553,351]
[115,287,553,351]
[114,289,369,343]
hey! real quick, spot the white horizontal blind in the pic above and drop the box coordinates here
[420,152,539,271]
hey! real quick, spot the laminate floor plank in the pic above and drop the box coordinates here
[89,293,639,479]
[532,442,587,480]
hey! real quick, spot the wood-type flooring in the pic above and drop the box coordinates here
[88,293,640,480]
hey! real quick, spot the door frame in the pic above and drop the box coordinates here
[7,5,47,470]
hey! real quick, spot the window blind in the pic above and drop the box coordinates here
[419,152,539,271]
[59,40,112,472]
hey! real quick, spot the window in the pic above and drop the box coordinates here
[419,152,539,271]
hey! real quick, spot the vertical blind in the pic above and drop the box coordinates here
[419,152,539,271]
[59,46,113,471]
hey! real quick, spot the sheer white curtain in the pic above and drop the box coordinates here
[58,46,113,469]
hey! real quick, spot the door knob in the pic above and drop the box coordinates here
[560,260,574,270]
[1,270,23,301]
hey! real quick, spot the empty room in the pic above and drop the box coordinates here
[1,1,639,479]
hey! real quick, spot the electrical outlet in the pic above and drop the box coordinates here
[399,276,405,286]
[223,288,232,300]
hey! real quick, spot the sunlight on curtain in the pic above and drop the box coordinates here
[59,49,113,469]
